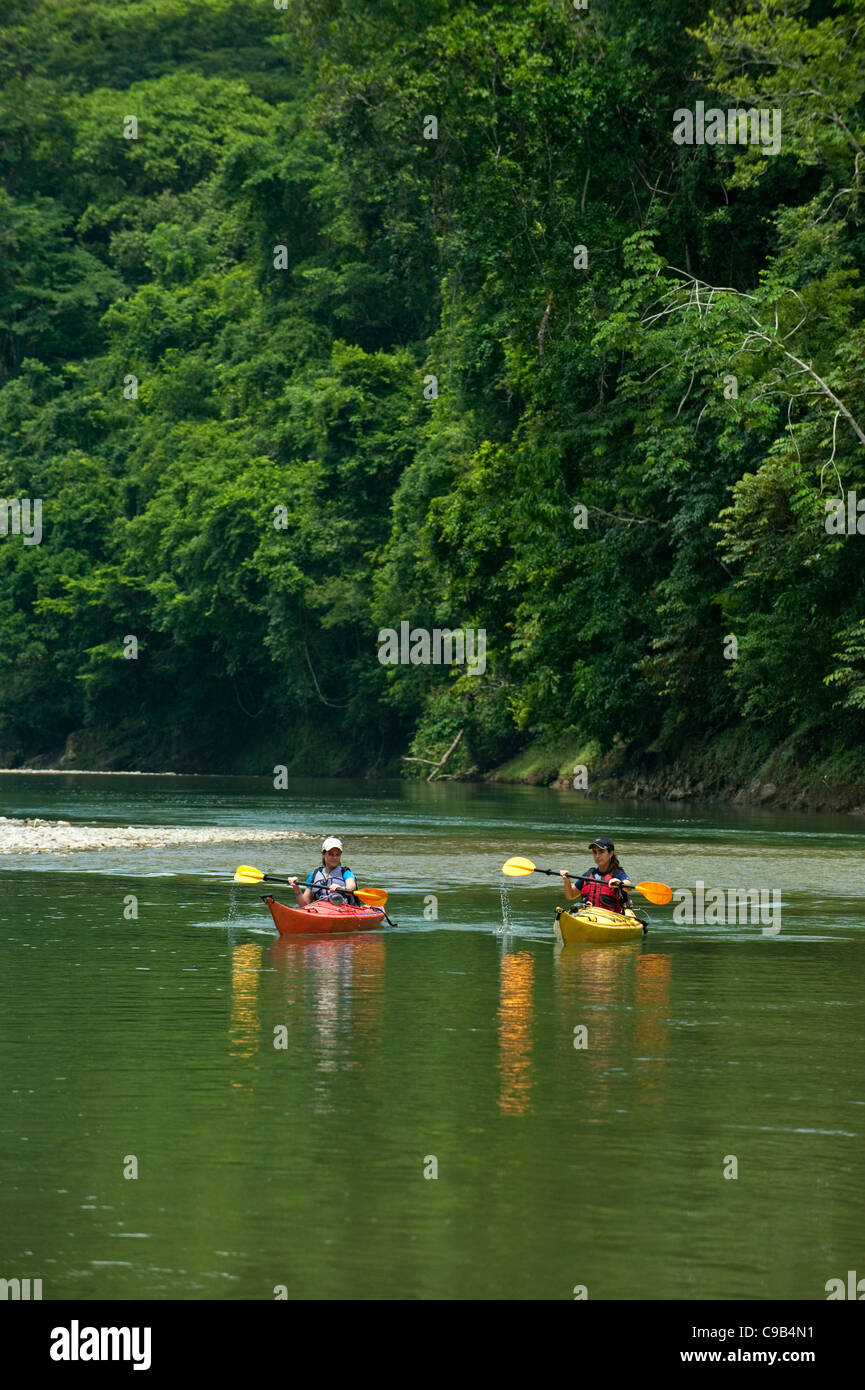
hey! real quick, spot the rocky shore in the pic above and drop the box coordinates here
[0,817,307,855]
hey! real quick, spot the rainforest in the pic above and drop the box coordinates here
[1,0,864,805]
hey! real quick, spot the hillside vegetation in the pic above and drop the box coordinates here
[1,0,864,792]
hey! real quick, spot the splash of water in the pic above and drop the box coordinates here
[498,881,512,934]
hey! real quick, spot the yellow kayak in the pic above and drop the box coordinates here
[555,904,646,945]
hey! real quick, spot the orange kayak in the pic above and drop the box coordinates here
[263,894,386,936]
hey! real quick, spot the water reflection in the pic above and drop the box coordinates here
[229,943,263,1067]
[553,941,672,1114]
[632,953,672,1108]
[554,943,638,1114]
[498,950,534,1115]
[268,936,387,1104]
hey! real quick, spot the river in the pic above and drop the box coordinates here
[1,772,862,1300]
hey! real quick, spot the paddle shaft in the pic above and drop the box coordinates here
[253,871,362,891]
[530,868,631,888]
[243,869,374,904]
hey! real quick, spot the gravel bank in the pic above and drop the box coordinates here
[0,817,306,855]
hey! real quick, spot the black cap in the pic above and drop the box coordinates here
[589,836,615,851]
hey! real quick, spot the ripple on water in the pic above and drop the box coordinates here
[2,775,864,1301]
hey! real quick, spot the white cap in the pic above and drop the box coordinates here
[322,836,343,851]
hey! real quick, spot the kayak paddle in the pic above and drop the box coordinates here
[234,864,388,907]
[502,856,673,906]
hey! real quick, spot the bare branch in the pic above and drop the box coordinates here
[653,268,865,447]
[587,505,654,526]
[675,369,696,417]
[747,332,865,446]
[819,411,844,496]
[402,728,465,782]
[304,644,351,708]
[538,297,552,364]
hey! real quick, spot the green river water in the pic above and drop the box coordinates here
[0,773,862,1301]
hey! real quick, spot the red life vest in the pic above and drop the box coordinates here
[580,872,625,912]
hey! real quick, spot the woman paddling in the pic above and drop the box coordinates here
[289,836,359,907]
[560,835,634,912]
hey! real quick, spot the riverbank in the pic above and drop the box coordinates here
[488,728,865,815]
[4,722,865,814]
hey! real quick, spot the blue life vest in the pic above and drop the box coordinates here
[306,865,357,903]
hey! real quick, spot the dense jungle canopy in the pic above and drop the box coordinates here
[1,0,864,780]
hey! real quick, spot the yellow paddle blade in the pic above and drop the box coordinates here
[355,888,388,906]
[234,865,265,882]
[634,881,673,906]
[502,856,537,876]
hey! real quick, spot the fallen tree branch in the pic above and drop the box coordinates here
[402,728,464,782]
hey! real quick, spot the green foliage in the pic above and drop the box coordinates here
[1,0,864,772]
[826,622,865,711]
